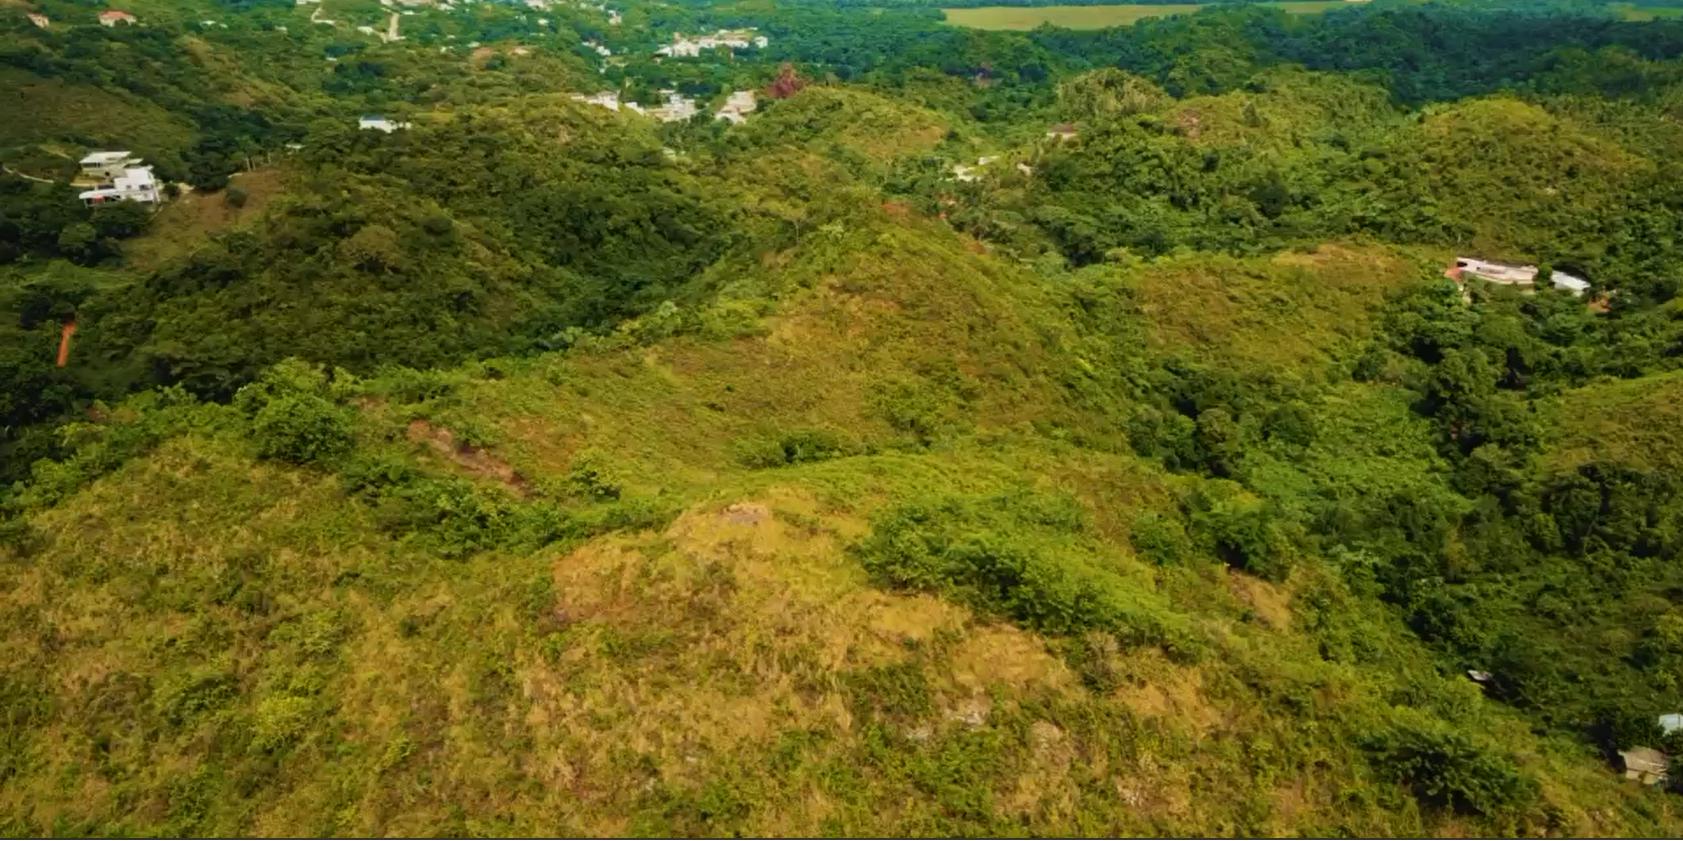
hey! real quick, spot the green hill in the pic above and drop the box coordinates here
[5,1,1683,836]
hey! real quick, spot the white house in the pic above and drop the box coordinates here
[950,156,1001,183]
[98,10,137,26]
[78,166,161,207]
[1046,123,1079,142]
[655,37,701,58]
[79,151,143,182]
[715,90,757,124]
[649,90,697,123]
[572,90,625,111]
[358,115,411,132]
[1447,257,1591,297]
[27,13,49,28]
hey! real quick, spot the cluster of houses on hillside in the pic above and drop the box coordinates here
[19,8,139,28]
[655,29,767,58]
[520,0,619,23]
[75,151,161,207]
[571,88,756,124]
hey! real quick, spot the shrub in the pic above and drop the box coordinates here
[1188,481,1298,581]
[421,214,454,236]
[567,452,623,501]
[1365,719,1538,816]
[854,494,1202,657]
[251,394,355,466]
[733,428,852,468]
[250,695,314,753]
[1129,511,1191,566]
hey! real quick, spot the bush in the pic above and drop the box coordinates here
[1129,511,1191,566]
[1365,719,1538,816]
[566,452,622,501]
[854,494,1202,657]
[1188,481,1299,581]
[224,186,249,209]
[251,394,355,465]
[734,428,852,468]
[250,695,314,753]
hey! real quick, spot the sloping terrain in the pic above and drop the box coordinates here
[3,210,1678,835]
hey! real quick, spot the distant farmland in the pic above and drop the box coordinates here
[942,2,1350,30]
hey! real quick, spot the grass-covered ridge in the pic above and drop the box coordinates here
[4,212,1681,833]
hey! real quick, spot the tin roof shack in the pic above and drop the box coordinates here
[1618,747,1671,786]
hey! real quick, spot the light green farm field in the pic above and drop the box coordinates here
[942,2,1349,31]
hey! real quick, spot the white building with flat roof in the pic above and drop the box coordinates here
[1448,257,1590,297]
[78,166,161,206]
[79,151,142,182]
[649,90,698,123]
[715,89,757,124]
[358,115,411,132]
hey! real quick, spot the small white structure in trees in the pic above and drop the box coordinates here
[714,90,757,124]
[1618,747,1670,786]
[572,90,626,111]
[1446,257,1591,297]
[359,115,411,132]
[648,90,698,123]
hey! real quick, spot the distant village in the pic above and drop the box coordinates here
[570,87,757,124]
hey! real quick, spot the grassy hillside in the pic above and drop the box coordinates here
[6,1,1683,835]
[1543,369,1683,475]
[4,208,1680,834]
[0,67,196,160]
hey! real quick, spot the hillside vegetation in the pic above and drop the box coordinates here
[4,0,1683,836]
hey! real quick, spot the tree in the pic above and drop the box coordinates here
[90,202,152,240]
[56,222,99,265]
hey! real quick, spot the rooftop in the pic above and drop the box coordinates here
[1620,747,1669,774]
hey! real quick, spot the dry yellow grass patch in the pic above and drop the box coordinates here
[1131,243,1427,374]
[124,168,289,271]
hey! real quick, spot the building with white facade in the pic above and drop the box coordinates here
[715,90,757,124]
[359,115,412,132]
[78,166,161,207]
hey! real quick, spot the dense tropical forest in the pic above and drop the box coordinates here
[3,0,1683,835]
